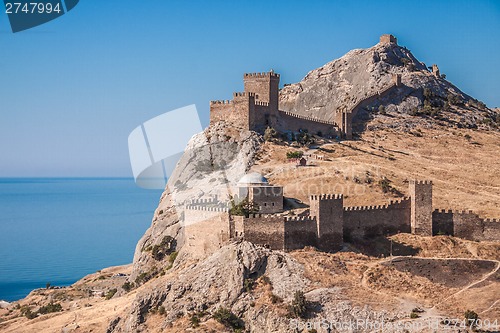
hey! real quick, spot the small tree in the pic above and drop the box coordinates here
[464,310,479,328]
[213,307,245,331]
[286,151,304,159]
[229,197,259,217]
[288,291,308,318]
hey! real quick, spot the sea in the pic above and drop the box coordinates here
[0,178,162,302]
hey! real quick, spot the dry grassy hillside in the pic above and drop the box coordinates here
[254,122,500,218]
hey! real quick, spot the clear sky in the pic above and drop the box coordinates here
[1,0,499,177]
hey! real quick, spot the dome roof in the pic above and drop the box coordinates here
[238,172,268,185]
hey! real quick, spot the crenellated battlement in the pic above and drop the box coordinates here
[285,216,317,223]
[233,91,257,98]
[188,197,219,205]
[255,101,269,106]
[343,197,409,211]
[310,194,343,201]
[410,180,433,185]
[484,218,499,223]
[244,72,280,79]
[184,205,229,213]
[279,110,337,125]
[433,208,478,215]
[210,100,232,105]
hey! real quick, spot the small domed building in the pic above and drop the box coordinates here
[237,172,283,214]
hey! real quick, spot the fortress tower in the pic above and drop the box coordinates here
[310,194,344,251]
[409,180,433,236]
[243,71,280,111]
[380,34,397,45]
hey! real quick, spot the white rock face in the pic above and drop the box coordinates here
[130,123,262,280]
[0,300,10,309]
[279,42,468,122]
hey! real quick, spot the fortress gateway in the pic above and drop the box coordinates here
[183,174,500,256]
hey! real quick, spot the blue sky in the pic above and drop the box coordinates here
[1,0,499,177]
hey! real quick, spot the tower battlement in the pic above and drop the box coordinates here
[310,194,343,201]
[244,72,280,79]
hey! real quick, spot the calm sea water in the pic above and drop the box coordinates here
[0,178,162,302]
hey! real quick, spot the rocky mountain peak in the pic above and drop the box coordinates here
[278,36,493,131]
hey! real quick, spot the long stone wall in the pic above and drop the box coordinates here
[276,110,338,136]
[432,209,500,241]
[242,214,286,250]
[343,198,411,241]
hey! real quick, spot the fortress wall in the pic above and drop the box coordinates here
[284,216,318,251]
[242,214,285,250]
[210,101,234,125]
[277,111,337,136]
[452,211,484,241]
[232,216,245,239]
[184,210,231,258]
[184,207,229,226]
[343,198,411,241]
[431,209,454,235]
[432,209,499,241]
[483,219,500,242]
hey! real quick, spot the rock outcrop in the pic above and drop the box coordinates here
[130,123,262,281]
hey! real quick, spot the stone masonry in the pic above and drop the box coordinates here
[182,178,499,256]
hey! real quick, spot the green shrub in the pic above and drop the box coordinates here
[168,251,178,265]
[190,313,201,328]
[212,307,245,331]
[24,309,37,319]
[464,310,479,327]
[158,306,166,316]
[229,198,259,217]
[105,289,117,300]
[151,236,176,261]
[38,302,63,315]
[410,312,420,319]
[287,291,308,318]
[378,178,391,193]
[286,151,303,159]
[122,281,134,292]
[244,278,255,293]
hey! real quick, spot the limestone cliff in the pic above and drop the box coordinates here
[279,40,495,132]
[130,123,262,281]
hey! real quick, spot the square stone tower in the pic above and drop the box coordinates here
[409,180,433,236]
[310,194,344,251]
[380,34,397,45]
[243,71,280,111]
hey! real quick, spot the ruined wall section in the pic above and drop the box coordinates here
[432,210,500,241]
[183,207,231,257]
[343,198,411,241]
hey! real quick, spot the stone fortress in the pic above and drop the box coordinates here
[188,33,500,256]
[209,34,404,139]
[183,174,500,256]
